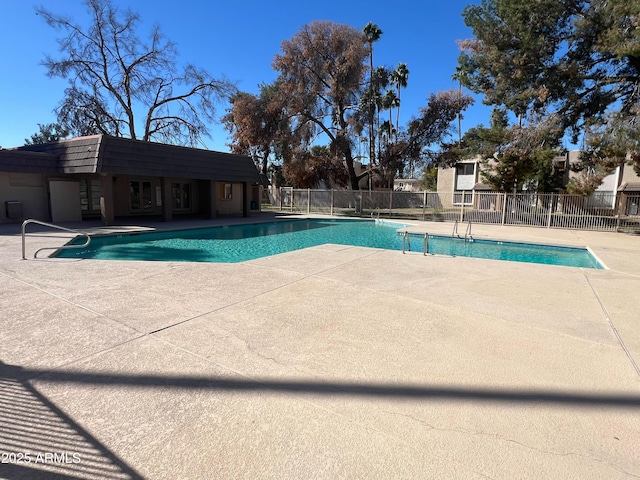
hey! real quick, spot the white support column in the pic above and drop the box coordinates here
[422,191,427,221]
[501,193,507,225]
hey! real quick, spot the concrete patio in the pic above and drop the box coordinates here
[1,214,639,479]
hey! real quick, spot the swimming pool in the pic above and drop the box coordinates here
[409,234,602,268]
[55,219,603,268]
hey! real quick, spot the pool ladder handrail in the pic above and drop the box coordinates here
[464,220,473,242]
[22,219,91,259]
[402,231,429,256]
[452,220,473,242]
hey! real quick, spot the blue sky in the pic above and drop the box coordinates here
[0,0,491,151]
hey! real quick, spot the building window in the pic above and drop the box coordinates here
[456,163,475,176]
[453,162,476,205]
[172,182,191,211]
[454,162,476,193]
[130,181,152,211]
[220,183,233,200]
[79,178,101,213]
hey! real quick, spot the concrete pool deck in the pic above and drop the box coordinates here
[1,214,639,479]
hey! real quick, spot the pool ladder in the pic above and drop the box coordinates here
[402,231,429,255]
[452,220,473,242]
[21,219,91,259]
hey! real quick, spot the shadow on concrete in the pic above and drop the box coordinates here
[4,363,639,409]
[2,361,637,478]
[49,219,336,262]
[167,218,332,241]
[0,367,144,480]
[54,244,214,262]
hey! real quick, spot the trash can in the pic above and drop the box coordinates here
[5,201,22,220]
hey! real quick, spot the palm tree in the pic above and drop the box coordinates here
[382,89,399,140]
[379,120,395,146]
[363,22,382,165]
[373,67,390,154]
[390,63,409,134]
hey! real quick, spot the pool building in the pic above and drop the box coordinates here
[0,135,263,225]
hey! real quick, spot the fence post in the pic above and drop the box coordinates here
[279,187,283,211]
[359,191,363,217]
[291,189,294,212]
[459,191,465,222]
[501,193,507,225]
[615,192,624,232]
[547,194,553,228]
[330,189,334,216]
[423,191,427,221]
[389,190,393,217]
[307,188,311,214]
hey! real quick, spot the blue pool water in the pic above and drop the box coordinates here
[417,235,602,268]
[55,219,603,268]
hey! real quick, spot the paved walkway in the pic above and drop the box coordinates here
[1,214,639,479]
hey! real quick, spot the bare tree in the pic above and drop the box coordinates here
[378,90,473,185]
[38,0,235,146]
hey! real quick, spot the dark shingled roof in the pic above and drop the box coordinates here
[0,149,60,173]
[15,135,261,183]
[16,135,101,174]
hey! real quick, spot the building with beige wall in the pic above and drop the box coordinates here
[0,135,261,225]
[437,156,481,207]
[437,151,640,208]
[393,178,421,192]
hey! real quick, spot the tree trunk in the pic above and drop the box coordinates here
[368,47,376,166]
[345,150,360,190]
[261,152,268,177]
[396,87,401,136]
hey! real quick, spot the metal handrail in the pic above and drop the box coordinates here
[452,220,459,238]
[22,219,91,259]
[402,231,410,253]
[464,220,473,241]
[402,231,429,255]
